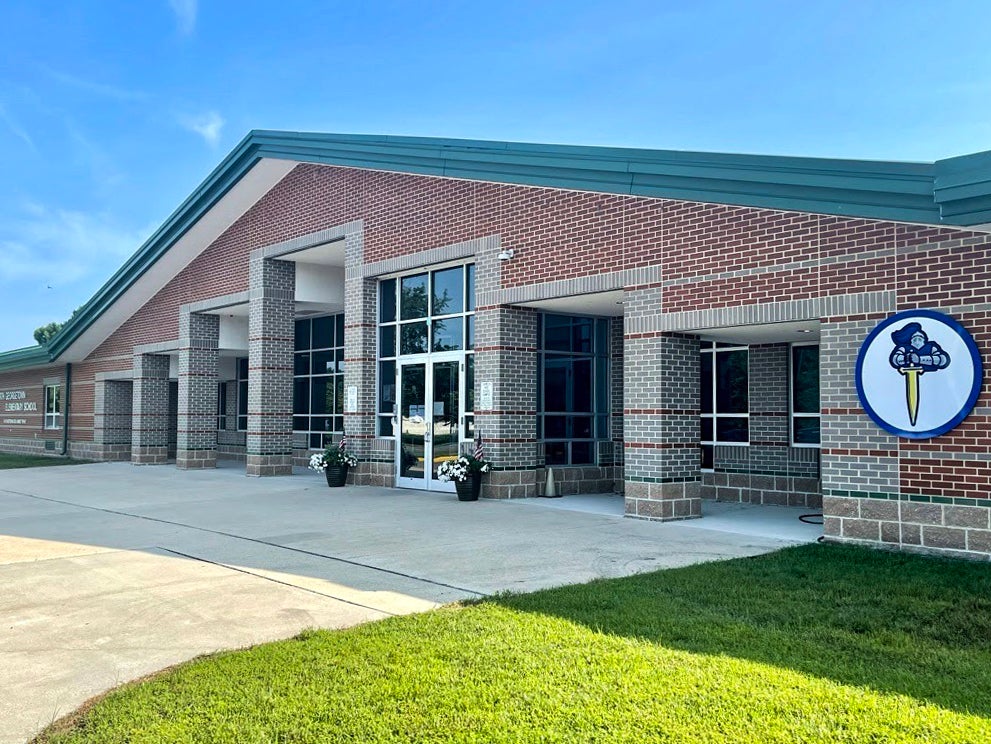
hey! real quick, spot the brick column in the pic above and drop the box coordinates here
[131,353,171,465]
[246,255,295,476]
[820,316,901,544]
[623,286,701,520]
[343,245,378,484]
[473,305,540,498]
[94,379,133,461]
[177,311,220,469]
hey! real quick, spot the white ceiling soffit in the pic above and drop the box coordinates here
[280,239,346,266]
[698,320,820,344]
[520,290,626,317]
[62,158,299,362]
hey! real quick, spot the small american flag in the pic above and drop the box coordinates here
[339,433,348,451]
[473,433,484,461]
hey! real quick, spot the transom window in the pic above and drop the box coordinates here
[378,264,475,437]
[538,314,610,466]
[700,342,749,469]
[294,314,346,449]
[791,344,820,446]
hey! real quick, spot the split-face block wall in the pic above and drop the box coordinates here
[1,161,990,561]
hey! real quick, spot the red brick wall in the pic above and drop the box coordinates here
[0,366,62,439]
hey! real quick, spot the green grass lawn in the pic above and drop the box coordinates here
[38,544,991,743]
[0,452,90,469]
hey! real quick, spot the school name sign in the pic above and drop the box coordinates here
[856,310,983,439]
[2,390,36,425]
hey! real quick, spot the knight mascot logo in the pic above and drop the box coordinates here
[856,310,982,439]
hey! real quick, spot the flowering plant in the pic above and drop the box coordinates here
[436,453,491,483]
[309,438,358,471]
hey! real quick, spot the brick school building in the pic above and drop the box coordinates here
[1,132,990,559]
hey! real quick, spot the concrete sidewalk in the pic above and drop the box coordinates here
[1,462,814,743]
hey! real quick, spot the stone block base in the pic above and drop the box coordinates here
[351,461,395,487]
[702,472,821,508]
[483,470,539,499]
[823,494,991,561]
[176,449,217,470]
[624,480,702,521]
[132,446,169,465]
[246,454,293,477]
[537,465,618,497]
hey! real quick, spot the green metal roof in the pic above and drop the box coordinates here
[2,130,990,372]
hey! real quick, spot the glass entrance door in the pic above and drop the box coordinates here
[396,357,461,491]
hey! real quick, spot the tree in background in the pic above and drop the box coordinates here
[33,307,81,346]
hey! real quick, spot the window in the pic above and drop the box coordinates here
[236,358,248,431]
[791,344,820,446]
[216,383,227,431]
[700,342,749,469]
[377,264,475,437]
[44,384,61,430]
[293,314,346,449]
[538,314,610,466]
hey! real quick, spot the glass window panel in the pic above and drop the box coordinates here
[400,274,428,320]
[237,357,249,380]
[312,316,335,349]
[432,266,464,316]
[572,416,592,439]
[333,415,343,433]
[380,326,396,358]
[793,417,821,445]
[466,354,475,411]
[466,314,474,350]
[238,381,248,417]
[700,353,713,414]
[309,433,322,449]
[336,314,345,346]
[544,357,568,411]
[335,377,344,415]
[378,416,394,436]
[293,379,309,415]
[545,415,567,438]
[545,442,568,465]
[792,346,820,414]
[293,416,308,432]
[716,417,749,442]
[596,319,609,356]
[312,350,335,375]
[572,318,593,354]
[466,264,476,311]
[701,417,714,441]
[701,444,714,469]
[432,317,463,352]
[596,415,609,438]
[716,350,748,414]
[294,319,311,351]
[310,378,331,415]
[311,416,333,432]
[571,441,593,465]
[572,359,593,412]
[400,322,429,355]
[544,315,571,351]
[464,414,475,439]
[379,279,397,323]
[379,360,396,414]
[294,353,310,376]
[335,348,345,373]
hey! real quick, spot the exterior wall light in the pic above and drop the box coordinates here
[498,249,515,261]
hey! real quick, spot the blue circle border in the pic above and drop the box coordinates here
[855,309,984,439]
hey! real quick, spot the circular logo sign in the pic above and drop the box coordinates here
[855,310,983,439]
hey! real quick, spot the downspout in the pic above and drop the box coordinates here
[61,363,72,457]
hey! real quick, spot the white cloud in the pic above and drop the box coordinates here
[0,203,152,287]
[169,0,198,36]
[0,102,35,150]
[178,110,224,146]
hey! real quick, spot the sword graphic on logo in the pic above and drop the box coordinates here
[888,322,950,427]
[898,366,922,426]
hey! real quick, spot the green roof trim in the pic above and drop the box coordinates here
[3,130,991,372]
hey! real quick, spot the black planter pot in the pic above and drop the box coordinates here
[325,465,348,487]
[455,473,482,501]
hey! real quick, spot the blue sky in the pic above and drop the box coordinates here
[1,0,990,350]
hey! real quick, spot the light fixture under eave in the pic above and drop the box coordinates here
[796,329,814,334]
[497,248,515,261]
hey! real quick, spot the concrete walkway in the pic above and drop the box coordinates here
[1,462,817,743]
